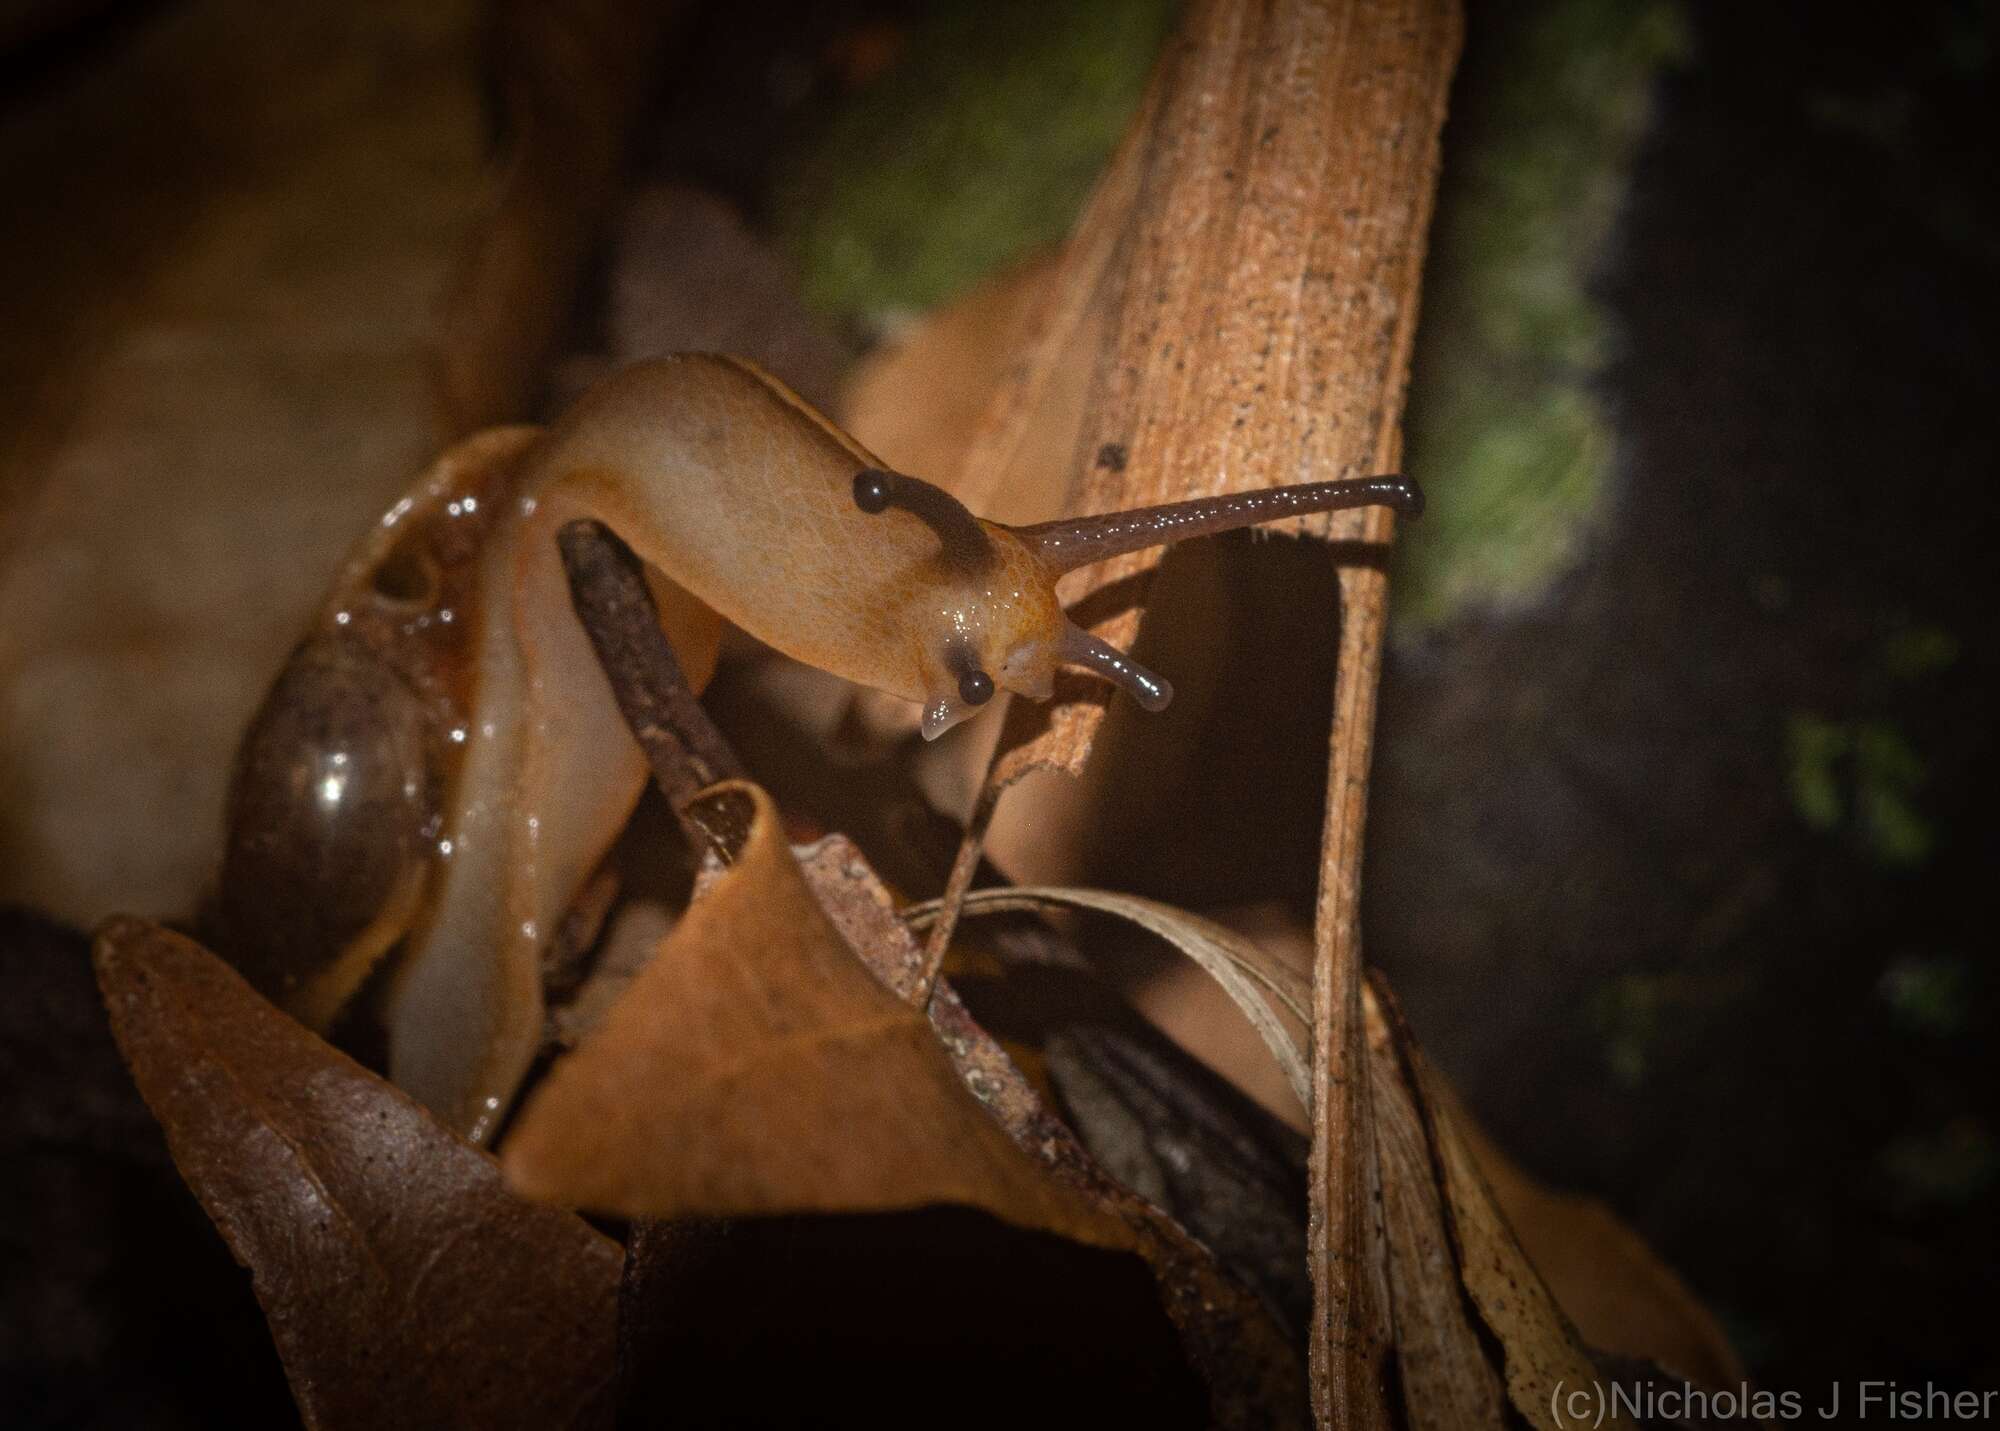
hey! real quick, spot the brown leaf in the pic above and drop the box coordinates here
[1369,985,1640,1431]
[501,782,1130,1252]
[435,0,693,432]
[839,248,1063,490]
[1363,982,1512,1431]
[91,916,621,1431]
[1438,1084,1747,1393]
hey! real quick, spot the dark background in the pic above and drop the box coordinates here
[2,0,1994,1424]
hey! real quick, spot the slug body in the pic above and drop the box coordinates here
[532,358,1069,738]
[220,353,1420,1142]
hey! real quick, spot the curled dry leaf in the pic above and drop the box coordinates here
[91,916,621,1431]
[904,884,1311,1112]
[436,0,694,432]
[500,781,1130,1252]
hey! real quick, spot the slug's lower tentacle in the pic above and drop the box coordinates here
[1059,621,1173,712]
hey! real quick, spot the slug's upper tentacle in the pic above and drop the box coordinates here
[850,452,1421,720]
[850,467,994,572]
[1009,473,1424,575]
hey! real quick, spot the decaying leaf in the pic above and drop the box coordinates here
[1368,980,1640,1431]
[92,916,621,1431]
[1364,981,1514,1431]
[1436,1078,1747,1395]
[501,781,1130,1251]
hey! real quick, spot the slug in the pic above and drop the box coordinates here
[219,353,1419,1141]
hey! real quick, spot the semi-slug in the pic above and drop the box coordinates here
[219,353,1420,1141]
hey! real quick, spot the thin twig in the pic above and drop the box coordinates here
[912,778,1001,1007]
[556,518,746,854]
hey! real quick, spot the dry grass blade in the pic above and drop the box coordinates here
[905,885,1311,1112]
[1276,3,1462,1425]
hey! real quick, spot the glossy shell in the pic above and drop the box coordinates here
[220,637,436,1023]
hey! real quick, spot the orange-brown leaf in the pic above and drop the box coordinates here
[501,782,1131,1252]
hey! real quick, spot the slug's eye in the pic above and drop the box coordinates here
[853,469,894,514]
[958,668,995,705]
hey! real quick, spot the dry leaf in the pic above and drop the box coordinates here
[92,916,621,1431]
[939,0,1458,791]
[1364,981,1515,1430]
[791,832,1309,1429]
[839,248,1063,488]
[905,884,1311,1111]
[435,0,692,432]
[501,782,1131,1252]
[1440,1085,1747,1393]
[1365,983,1640,1431]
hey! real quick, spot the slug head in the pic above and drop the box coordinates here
[852,469,1171,738]
[900,522,1070,739]
[853,463,1424,736]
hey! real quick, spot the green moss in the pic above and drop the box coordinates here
[1854,722,1933,866]
[1784,713,1935,867]
[1881,1120,1999,1213]
[1878,953,1970,1038]
[1785,714,1850,833]
[1881,624,1961,681]
[1394,0,1689,630]
[775,0,1177,326]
